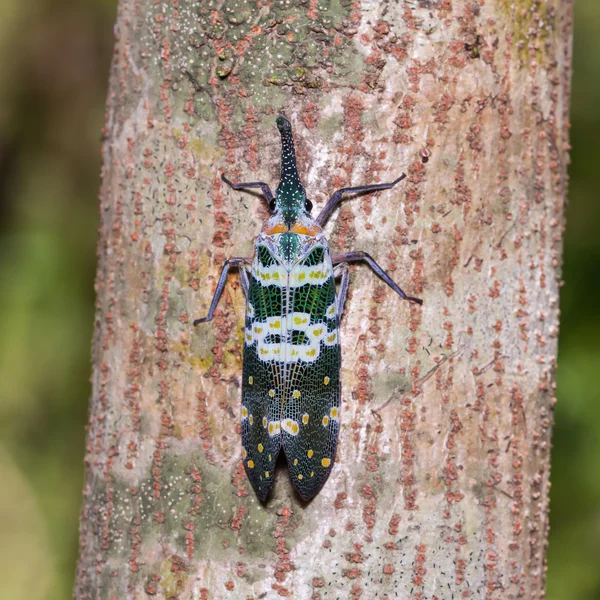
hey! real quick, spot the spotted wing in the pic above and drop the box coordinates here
[281,244,341,500]
[241,244,287,501]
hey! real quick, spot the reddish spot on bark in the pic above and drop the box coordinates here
[489,280,501,299]
[388,513,401,535]
[231,505,247,531]
[302,103,317,130]
[343,568,362,580]
[334,492,347,510]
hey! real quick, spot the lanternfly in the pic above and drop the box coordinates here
[195,116,422,501]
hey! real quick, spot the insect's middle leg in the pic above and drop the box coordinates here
[193,257,251,325]
[333,262,350,317]
[332,251,422,305]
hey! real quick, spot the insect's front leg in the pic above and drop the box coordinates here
[193,257,252,325]
[332,251,422,305]
[221,174,275,205]
[316,174,406,226]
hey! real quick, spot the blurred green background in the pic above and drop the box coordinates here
[0,1,597,598]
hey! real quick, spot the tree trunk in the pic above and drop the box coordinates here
[75,0,572,598]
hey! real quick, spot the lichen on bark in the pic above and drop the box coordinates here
[76,0,573,597]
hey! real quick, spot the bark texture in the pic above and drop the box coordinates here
[76,0,572,598]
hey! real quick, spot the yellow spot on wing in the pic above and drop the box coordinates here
[258,443,263,453]
[247,460,255,468]
[249,376,253,385]
[322,416,329,426]
[322,458,331,467]
[262,416,268,427]
[298,474,303,480]
[293,390,301,399]
[330,408,338,418]
[307,449,314,458]
[324,376,330,385]
[265,471,270,478]
[302,414,309,424]
[293,458,298,465]
[269,389,275,398]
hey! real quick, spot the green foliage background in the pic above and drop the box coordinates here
[0,1,597,598]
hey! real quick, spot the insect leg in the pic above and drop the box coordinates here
[331,251,422,305]
[221,173,274,205]
[238,263,251,300]
[193,257,252,325]
[316,174,406,226]
[333,262,350,316]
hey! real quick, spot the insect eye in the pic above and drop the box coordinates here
[305,198,313,212]
[269,198,276,212]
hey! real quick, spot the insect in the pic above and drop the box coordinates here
[194,116,422,501]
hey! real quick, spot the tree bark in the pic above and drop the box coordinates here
[75,0,572,598]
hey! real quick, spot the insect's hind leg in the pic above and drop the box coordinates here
[193,257,252,325]
[221,174,274,204]
[332,251,422,305]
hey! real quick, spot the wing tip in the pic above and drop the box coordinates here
[247,466,333,501]
[248,476,275,502]
[288,469,333,501]
[255,487,271,502]
[244,458,278,502]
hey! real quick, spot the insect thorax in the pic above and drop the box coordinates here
[258,227,324,268]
